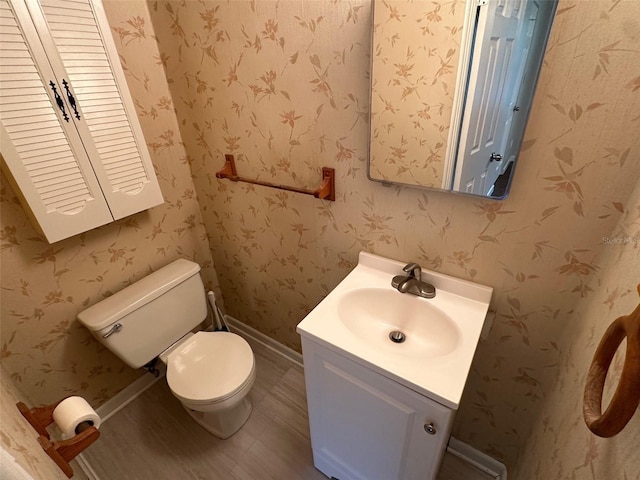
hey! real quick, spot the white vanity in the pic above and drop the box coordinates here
[297,252,493,480]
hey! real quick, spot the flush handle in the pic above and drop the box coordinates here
[103,323,123,338]
[424,422,436,435]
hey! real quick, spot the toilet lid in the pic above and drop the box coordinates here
[166,331,254,404]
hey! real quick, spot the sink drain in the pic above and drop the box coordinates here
[389,330,406,344]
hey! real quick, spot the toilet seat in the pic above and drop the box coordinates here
[166,331,255,405]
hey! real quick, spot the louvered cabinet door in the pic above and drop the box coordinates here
[25,0,164,220]
[0,0,113,243]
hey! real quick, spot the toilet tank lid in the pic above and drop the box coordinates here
[77,259,201,332]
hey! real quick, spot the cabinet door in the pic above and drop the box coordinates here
[25,0,163,220]
[0,0,113,242]
[303,340,454,480]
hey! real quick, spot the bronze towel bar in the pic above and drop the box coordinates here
[215,154,335,201]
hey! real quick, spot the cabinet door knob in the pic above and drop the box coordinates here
[424,422,436,435]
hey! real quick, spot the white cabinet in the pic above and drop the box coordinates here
[302,338,454,480]
[0,0,163,243]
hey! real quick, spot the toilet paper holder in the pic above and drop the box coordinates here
[16,398,100,478]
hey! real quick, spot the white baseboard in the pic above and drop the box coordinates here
[77,319,504,480]
[95,370,164,423]
[75,454,100,480]
[224,315,303,367]
[227,317,506,478]
[77,371,163,480]
[92,315,303,421]
[447,437,507,479]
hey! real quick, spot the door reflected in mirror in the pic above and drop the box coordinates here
[368,0,558,199]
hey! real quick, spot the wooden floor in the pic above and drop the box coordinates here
[81,337,493,480]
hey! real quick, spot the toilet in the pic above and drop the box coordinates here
[77,259,256,439]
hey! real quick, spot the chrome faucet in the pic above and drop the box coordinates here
[392,262,436,299]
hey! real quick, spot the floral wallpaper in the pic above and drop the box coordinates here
[516,174,640,479]
[0,0,218,408]
[370,0,464,188]
[0,0,638,475]
[147,0,640,472]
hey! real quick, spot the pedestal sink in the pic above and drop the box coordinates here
[296,252,493,480]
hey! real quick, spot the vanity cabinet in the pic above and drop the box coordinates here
[302,338,454,480]
[0,0,163,243]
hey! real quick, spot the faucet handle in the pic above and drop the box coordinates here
[402,262,421,280]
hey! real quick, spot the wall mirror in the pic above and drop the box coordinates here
[368,0,558,198]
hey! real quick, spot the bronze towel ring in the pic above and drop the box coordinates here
[583,283,640,437]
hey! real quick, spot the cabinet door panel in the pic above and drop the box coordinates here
[303,340,454,480]
[1,0,112,242]
[26,0,163,219]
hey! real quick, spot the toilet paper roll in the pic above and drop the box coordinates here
[52,396,101,439]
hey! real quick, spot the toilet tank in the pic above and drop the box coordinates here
[77,259,208,369]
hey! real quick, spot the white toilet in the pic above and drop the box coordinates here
[77,259,256,439]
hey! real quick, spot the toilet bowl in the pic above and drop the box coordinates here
[76,259,256,439]
[160,331,256,438]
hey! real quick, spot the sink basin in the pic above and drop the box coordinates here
[337,288,460,358]
[297,252,493,409]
